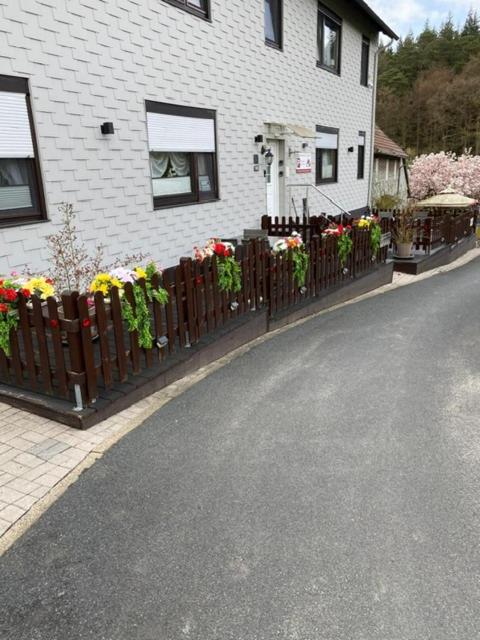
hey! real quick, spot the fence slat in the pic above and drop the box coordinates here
[32,296,53,394]
[61,292,86,401]
[47,297,68,398]
[94,292,113,388]
[77,294,98,403]
[17,295,36,390]
[110,286,128,383]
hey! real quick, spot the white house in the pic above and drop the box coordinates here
[372,126,409,206]
[0,1,397,272]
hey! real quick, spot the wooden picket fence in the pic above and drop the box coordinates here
[370,208,476,254]
[0,231,386,409]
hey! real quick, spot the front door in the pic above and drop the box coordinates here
[266,140,280,216]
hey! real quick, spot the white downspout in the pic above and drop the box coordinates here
[368,36,394,208]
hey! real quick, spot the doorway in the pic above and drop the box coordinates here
[265,139,283,217]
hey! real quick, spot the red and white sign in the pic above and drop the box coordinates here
[296,153,312,174]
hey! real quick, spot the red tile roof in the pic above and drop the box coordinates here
[374,127,407,158]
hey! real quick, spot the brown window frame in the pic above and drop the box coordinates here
[360,36,370,86]
[0,74,47,228]
[317,3,342,75]
[146,101,219,210]
[162,0,210,20]
[265,0,283,50]
[315,125,339,185]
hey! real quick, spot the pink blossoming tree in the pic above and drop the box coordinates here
[409,151,480,201]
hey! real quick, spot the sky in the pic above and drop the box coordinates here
[368,0,480,38]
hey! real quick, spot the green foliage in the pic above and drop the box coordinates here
[374,194,401,210]
[377,11,480,155]
[370,222,382,256]
[122,284,153,350]
[291,250,309,287]
[0,312,18,357]
[216,256,242,293]
[337,233,353,267]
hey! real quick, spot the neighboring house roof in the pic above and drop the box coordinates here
[374,127,407,159]
[351,1,399,39]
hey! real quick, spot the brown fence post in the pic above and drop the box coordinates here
[61,292,87,410]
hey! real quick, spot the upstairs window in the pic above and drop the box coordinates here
[317,3,342,74]
[360,36,370,86]
[316,125,339,184]
[357,131,366,179]
[0,75,46,226]
[163,0,209,19]
[265,0,282,49]
[146,101,218,208]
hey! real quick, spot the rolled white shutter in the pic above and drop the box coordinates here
[316,131,338,150]
[147,112,215,153]
[0,92,34,158]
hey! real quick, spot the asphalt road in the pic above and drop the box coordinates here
[2,259,480,640]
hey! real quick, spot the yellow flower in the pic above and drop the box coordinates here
[24,277,56,300]
[134,267,147,280]
[89,273,123,296]
[357,219,370,229]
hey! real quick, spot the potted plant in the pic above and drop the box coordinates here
[194,239,242,294]
[393,208,415,258]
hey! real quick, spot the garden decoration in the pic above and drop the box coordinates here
[194,239,242,294]
[272,231,309,291]
[322,223,353,271]
[355,215,382,259]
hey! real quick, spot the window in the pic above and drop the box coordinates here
[316,125,338,184]
[146,101,218,208]
[265,0,282,49]
[357,131,366,180]
[317,3,342,74]
[163,0,209,19]
[0,75,46,226]
[360,36,370,86]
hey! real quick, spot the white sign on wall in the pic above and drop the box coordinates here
[296,153,312,174]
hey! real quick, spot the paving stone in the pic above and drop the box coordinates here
[14,494,38,510]
[13,452,44,468]
[28,439,71,461]
[0,504,26,524]
[6,478,40,495]
[0,517,11,535]
[0,486,25,506]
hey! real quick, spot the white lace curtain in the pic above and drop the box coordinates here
[150,152,190,179]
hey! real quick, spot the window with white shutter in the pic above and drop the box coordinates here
[146,101,218,208]
[0,75,46,225]
[316,125,339,184]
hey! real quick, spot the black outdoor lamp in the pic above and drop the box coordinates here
[262,147,274,166]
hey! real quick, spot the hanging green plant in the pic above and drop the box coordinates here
[370,221,382,256]
[0,311,18,357]
[272,232,309,288]
[194,240,242,293]
[122,283,153,350]
[337,232,353,267]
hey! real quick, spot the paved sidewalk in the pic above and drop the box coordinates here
[0,249,478,545]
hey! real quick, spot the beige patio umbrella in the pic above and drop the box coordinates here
[415,187,477,209]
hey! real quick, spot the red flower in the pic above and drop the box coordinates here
[4,289,17,302]
[338,224,344,234]
[45,278,54,285]
[50,319,59,329]
[214,242,226,256]
[21,289,31,298]
[0,288,6,298]
[0,280,3,287]
[0,303,8,313]
[195,276,203,285]
[82,318,91,328]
